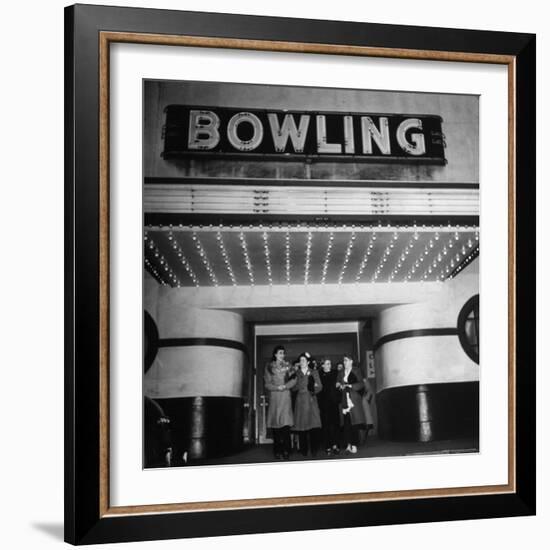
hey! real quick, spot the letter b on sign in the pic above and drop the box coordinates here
[188,110,220,150]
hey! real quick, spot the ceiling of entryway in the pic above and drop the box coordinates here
[144,223,478,287]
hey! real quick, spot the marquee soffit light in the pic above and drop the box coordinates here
[144,224,479,288]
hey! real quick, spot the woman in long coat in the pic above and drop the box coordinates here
[264,345,296,459]
[292,352,322,457]
[336,354,365,454]
[317,358,341,455]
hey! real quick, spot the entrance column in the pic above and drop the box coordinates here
[374,298,479,442]
[145,305,246,460]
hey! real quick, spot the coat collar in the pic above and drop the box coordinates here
[340,367,358,383]
[271,360,290,371]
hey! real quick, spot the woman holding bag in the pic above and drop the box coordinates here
[336,353,365,454]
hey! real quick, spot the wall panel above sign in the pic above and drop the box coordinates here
[162,106,447,164]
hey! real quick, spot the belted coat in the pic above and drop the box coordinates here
[264,360,296,429]
[292,368,322,431]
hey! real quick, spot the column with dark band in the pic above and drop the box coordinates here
[374,292,479,442]
[145,306,246,461]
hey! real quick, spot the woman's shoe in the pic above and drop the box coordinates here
[344,444,352,454]
[332,445,340,455]
[349,445,358,454]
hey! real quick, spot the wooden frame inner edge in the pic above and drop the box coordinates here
[507,57,517,494]
[97,31,517,517]
[99,30,111,518]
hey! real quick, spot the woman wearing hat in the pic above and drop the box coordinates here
[292,352,323,457]
[264,345,296,459]
[336,353,365,454]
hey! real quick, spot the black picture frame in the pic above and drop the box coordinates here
[65,3,536,545]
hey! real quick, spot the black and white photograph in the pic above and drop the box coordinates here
[142,79,480,469]
[1,0,544,546]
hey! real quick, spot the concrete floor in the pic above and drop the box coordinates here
[187,435,479,467]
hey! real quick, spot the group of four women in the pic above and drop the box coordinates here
[264,345,371,459]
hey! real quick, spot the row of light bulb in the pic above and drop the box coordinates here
[148,222,478,233]
[191,232,218,286]
[162,232,198,287]
[262,231,274,286]
[371,232,399,282]
[216,231,237,286]
[304,232,313,285]
[145,228,479,287]
[355,233,377,283]
[419,236,441,280]
[416,233,479,281]
[448,247,479,279]
[320,232,335,285]
[144,257,165,285]
[145,234,182,287]
[239,232,255,286]
[285,232,291,285]
[390,233,417,282]
[337,232,357,285]
[446,231,479,279]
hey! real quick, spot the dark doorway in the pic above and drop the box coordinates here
[255,331,358,443]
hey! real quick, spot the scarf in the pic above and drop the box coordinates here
[342,368,355,414]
